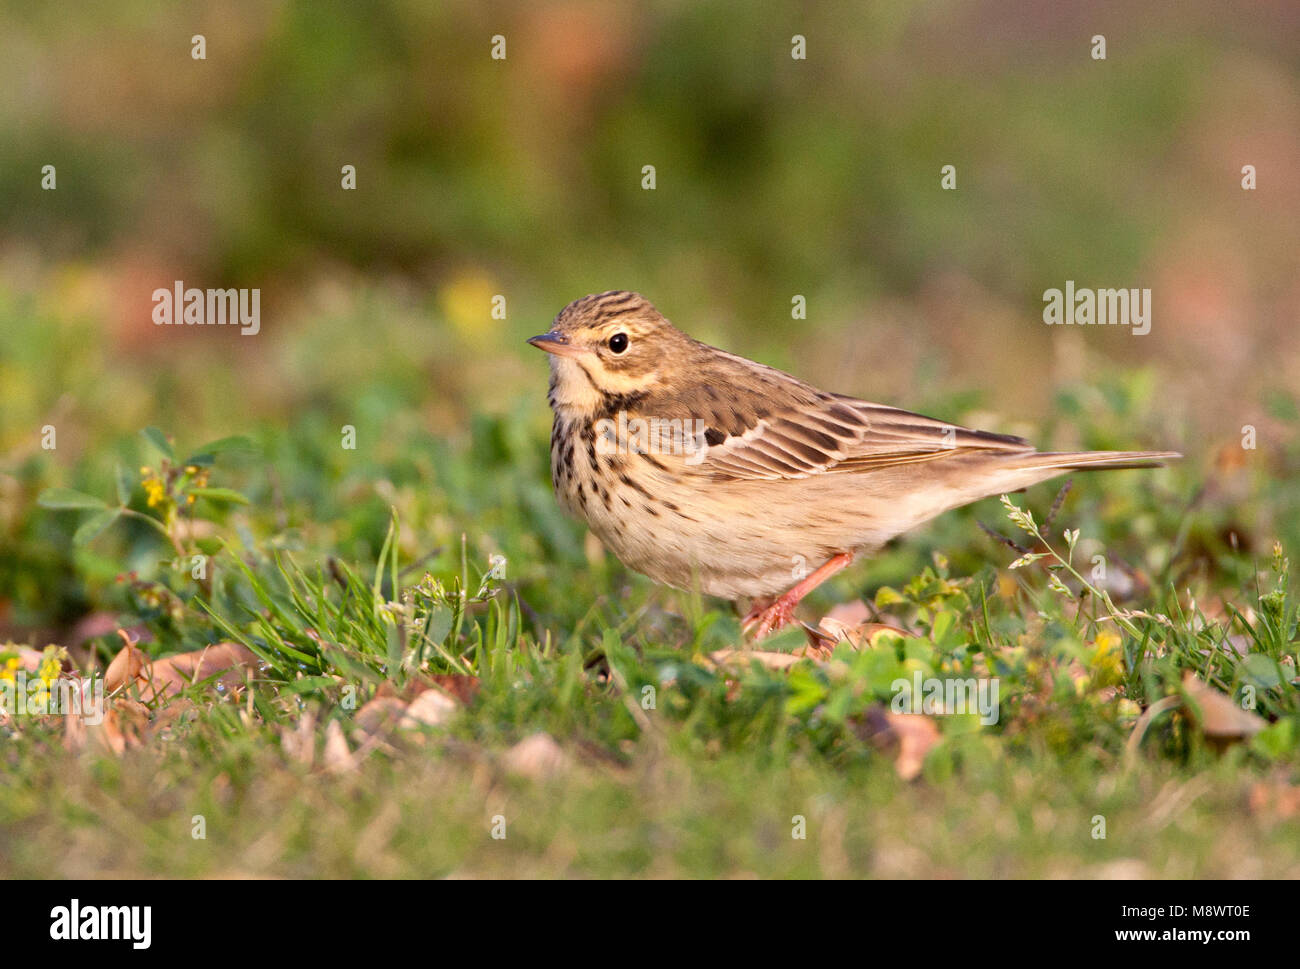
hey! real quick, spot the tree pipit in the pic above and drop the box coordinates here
[529,291,1180,639]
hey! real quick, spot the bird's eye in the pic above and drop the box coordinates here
[608,332,629,354]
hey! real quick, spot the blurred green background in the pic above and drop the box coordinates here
[1,0,1298,634]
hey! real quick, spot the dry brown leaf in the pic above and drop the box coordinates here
[885,711,941,781]
[707,646,854,702]
[400,688,459,729]
[63,706,86,751]
[1249,781,1300,819]
[792,639,836,662]
[354,695,407,734]
[503,732,570,780]
[283,709,317,767]
[322,719,355,772]
[106,639,258,702]
[425,674,480,705]
[91,698,151,755]
[146,642,259,700]
[818,618,914,649]
[352,678,474,736]
[1182,671,1265,740]
[852,706,941,780]
[104,642,145,693]
[78,636,261,757]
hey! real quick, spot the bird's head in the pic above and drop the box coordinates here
[528,291,692,415]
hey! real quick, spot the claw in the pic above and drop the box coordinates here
[742,596,798,640]
[740,552,854,642]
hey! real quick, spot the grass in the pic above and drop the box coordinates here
[1,287,1299,879]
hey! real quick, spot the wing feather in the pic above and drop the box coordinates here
[689,395,1032,482]
[621,348,1032,482]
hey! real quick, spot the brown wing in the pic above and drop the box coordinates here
[623,345,1032,482]
[689,392,1032,482]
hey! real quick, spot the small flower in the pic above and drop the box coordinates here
[1089,628,1125,684]
[37,645,65,687]
[0,655,21,683]
[143,476,167,508]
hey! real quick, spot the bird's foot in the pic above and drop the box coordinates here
[742,595,799,640]
[740,552,855,642]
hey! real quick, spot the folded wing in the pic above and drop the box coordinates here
[693,394,1033,482]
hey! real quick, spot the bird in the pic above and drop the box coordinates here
[528,290,1180,639]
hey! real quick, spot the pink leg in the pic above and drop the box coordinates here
[742,552,853,640]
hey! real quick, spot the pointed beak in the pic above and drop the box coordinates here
[527,332,585,358]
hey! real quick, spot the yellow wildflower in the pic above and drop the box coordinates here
[1,655,20,683]
[38,646,65,687]
[1089,628,1125,686]
[144,476,167,508]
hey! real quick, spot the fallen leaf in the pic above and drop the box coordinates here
[1249,781,1300,819]
[425,674,480,705]
[354,696,407,734]
[503,732,570,780]
[63,706,86,751]
[322,719,355,772]
[400,687,459,729]
[792,638,836,662]
[145,642,259,700]
[104,641,145,693]
[283,709,317,767]
[817,617,914,649]
[851,706,941,780]
[885,711,941,781]
[106,638,258,703]
[1182,671,1265,742]
[91,698,150,755]
[353,677,476,736]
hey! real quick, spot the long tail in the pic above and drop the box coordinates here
[869,447,1181,547]
[953,448,1181,506]
[1007,450,1182,472]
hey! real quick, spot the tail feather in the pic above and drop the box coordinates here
[950,449,1181,507]
[857,447,1180,552]
[1009,450,1182,472]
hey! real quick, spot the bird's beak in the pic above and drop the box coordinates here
[527,332,585,358]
